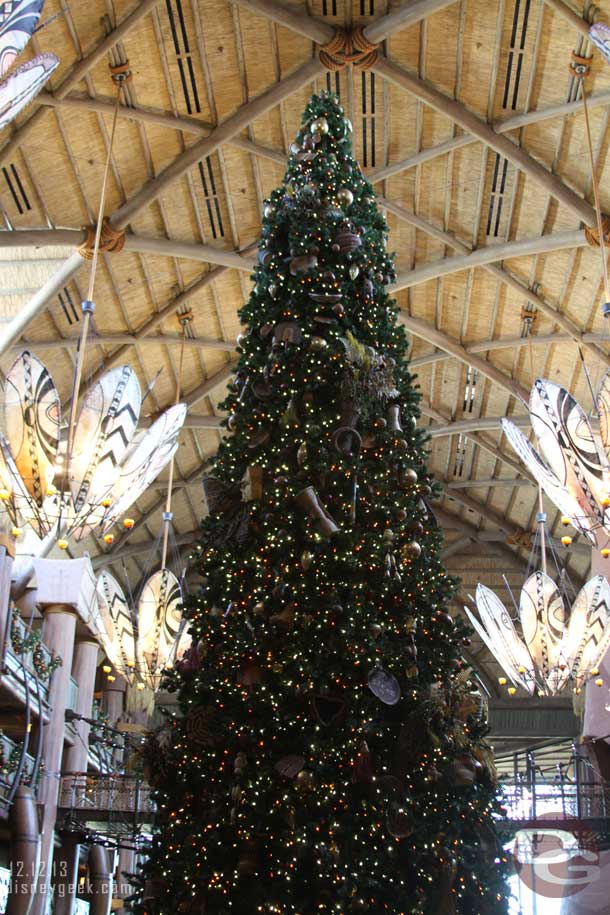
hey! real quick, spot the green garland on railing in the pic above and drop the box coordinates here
[10,616,62,681]
[10,616,40,654]
[32,644,62,681]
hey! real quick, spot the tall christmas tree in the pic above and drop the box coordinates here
[134,92,508,915]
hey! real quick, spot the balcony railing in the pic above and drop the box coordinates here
[0,733,38,806]
[59,774,155,820]
[2,615,59,709]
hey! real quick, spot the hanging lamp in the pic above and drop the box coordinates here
[0,60,186,550]
[465,493,610,696]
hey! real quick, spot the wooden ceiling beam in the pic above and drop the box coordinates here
[420,403,529,477]
[228,0,597,227]
[373,57,596,226]
[230,0,333,43]
[364,0,460,42]
[427,414,530,438]
[0,229,256,272]
[12,334,236,353]
[38,91,286,165]
[231,0,459,46]
[0,252,84,359]
[398,314,529,403]
[108,57,324,231]
[394,230,586,290]
[0,0,164,170]
[0,233,255,361]
[543,0,591,35]
[410,332,610,369]
[370,91,610,185]
[447,478,532,490]
[385,200,607,366]
[181,363,237,411]
[444,489,590,557]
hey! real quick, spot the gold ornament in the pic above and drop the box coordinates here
[308,336,328,352]
[401,541,422,561]
[311,116,329,135]
[301,550,314,570]
[337,187,354,207]
[295,769,316,791]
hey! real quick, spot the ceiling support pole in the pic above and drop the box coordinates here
[0,252,83,360]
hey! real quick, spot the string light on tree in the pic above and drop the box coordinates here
[132,92,508,915]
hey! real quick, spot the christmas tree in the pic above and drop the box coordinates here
[134,92,508,915]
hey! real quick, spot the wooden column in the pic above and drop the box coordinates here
[63,640,99,774]
[102,674,126,726]
[32,605,78,915]
[29,558,98,915]
[52,834,80,915]
[115,846,136,914]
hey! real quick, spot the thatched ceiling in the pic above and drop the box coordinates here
[0,0,608,695]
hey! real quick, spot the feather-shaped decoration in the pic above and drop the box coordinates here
[203,475,241,514]
[96,569,137,678]
[4,350,60,505]
[70,366,141,514]
[470,572,610,696]
[530,380,609,526]
[102,403,186,532]
[468,584,535,691]
[501,418,597,542]
[519,571,565,683]
[596,369,610,454]
[202,475,250,548]
[564,576,610,683]
[339,332,399,403]
[0,53,58,131]
[0,0,44,77]
[138,568,183,689]
[590,22,610,65]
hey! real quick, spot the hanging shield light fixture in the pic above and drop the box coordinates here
[465,573,610,696]
[502,377,610,548]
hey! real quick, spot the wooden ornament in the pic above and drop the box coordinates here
[243,465,263,500]
[312,694,346,727]
[238,662,263,687]
[275,755,306,779]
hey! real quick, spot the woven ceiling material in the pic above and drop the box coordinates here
[0,0,607,687]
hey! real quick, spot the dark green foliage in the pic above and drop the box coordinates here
[132,92,508,915]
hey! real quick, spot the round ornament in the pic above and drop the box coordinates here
[349,264,360,280]
[368,666,401,705]
[402,541,422,561]
[311,116,329,135]
[338,187,354,207]
[263,204,274,219]
[309,336,327,352]
[295,769,316,791]
[301,550,314,570]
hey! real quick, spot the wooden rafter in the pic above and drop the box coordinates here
[394,230,586,290]
[399,314,529,403]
